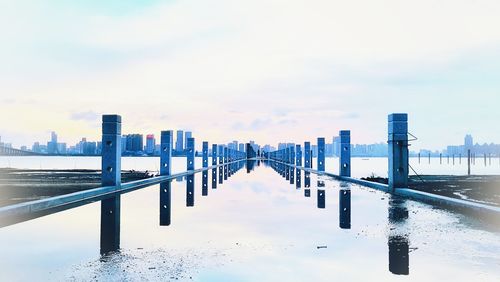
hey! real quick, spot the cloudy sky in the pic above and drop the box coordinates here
[1,0,500,150]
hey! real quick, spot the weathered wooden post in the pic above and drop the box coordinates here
[212,144,217,188]
[296,144,302,188]
[339,188,351,229]
[186,137,195,206]
[339,130,351,177]
[317,138,325,172]
[202,141,208,196]
[388,113,409,191]
[100,114,121,254]
[160,130,173,226]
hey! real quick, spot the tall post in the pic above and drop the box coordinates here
[289,145,295,184]
[218,145,224,184]
[212,144,217,188]
[186,137,195,206]
[296,144,302,188]
[304,142,311,168]
[339,130,351,177]
[388,113,409,191]
[100,114,121,254]
[202,141,209,195]
[285,147,290,180]
[160,130,172,226]
[317,138,325,172]
[224,147,228,180]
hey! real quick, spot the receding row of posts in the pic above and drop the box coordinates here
[100,114,247,254]
[267,113,410,192]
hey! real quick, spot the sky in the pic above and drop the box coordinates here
[1,0,500,151]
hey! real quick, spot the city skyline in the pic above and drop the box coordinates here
[3,130,499,157]
[2,1,500,150]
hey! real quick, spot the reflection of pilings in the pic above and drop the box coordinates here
[160,130,173,226]
[317,189,325,209]
[212,144,217,189]
[186,138,195,207]
[100,115,122,254]
[388,197,409,275]
[305,171,311,188]
[388,236,409,275]
[305,189,311,197]
[296,144,302,188]
[317,137,325,172]
[339,189,351,229]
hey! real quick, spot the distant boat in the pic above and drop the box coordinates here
[361,158,369,160]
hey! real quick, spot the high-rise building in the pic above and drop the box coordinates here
[464,134,473,152]
[176,130,184,152]
[146,134,156,155]
[125,134,143,153]
[184,131,192,148]
[32,142,41,153]
[333,136,341,157]
[47,131,58,154]
[238,143,245,152]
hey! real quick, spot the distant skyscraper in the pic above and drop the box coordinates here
[464,134,473,152]
[238,143,245,152]
[184,131,192,148]
[146,134,156,155]
[47,131,58,154]
[176,130,184,152]
[125,134,143,153]
[333,136,341,157]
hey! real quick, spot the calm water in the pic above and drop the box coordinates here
[1,156,499,177]
[0,158,499,281]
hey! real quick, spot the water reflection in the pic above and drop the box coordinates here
[211,168,217,189]
[304,171,310,188]
[186,175,195,207]
[317,189,325,209]
[100,195,121,255]
[159,181,172,226]
[388,197,410,275]
[296,168,301,188]
[339,187,351,229]
[202,171,208,196]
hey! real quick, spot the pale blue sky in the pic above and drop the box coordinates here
[1,0,500,150]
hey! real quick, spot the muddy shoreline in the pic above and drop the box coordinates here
[0,168,155,207]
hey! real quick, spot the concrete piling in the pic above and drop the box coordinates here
[388,113,409,191]
[160,130,173,226]
[186,138,195,206]
[339,130,351,177]
[317,138,325,172]
[100,115,122,254]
